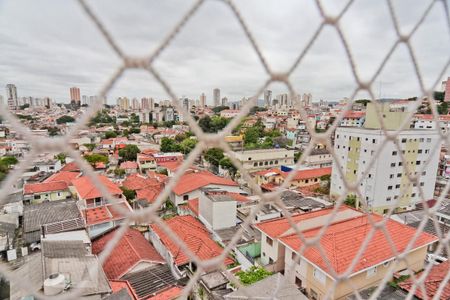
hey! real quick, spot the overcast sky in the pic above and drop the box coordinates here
[0,0,448,104]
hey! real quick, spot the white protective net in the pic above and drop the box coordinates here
[0,0,450,299]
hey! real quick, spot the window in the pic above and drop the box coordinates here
[420,182,425,186]
[389,174,394,179]
[392,151,397,155]
[248,157,251,160]
[395,184,400,189]
[390,163,395,167]
[372,139,376,144]
[416,161,421,165]
[386,197,391,201]
[425,149,429,154]
[397,173,402,178]
[295,277,302,288]
[291,251,296,260]
[388,186,393,190]
[399,162,402,166]
[34,195,40,200]
[411,193,416,197]
[383,261,390,267]
[313,268,326,284]
[427,138,432,142]
[183,194,189,201]
[266,236,273,246]
[401,138,407,143]
[367,266,377,277]
[418,149,422,153]
[419,138,424,142]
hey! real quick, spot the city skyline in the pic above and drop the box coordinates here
[0,0,448,103]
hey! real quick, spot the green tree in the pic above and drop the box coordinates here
[219,157,237,176]
[56,115,76,124]
[236,266,272,285]
[54,153,67,163]
[104,131,118,139]
[344,194,357,208]
[212,106,230,114]
[114,168,126,177]
[244,127,260,145]
[0,156,18,166]
[160,137,181,152]
[120,187,136,202]
[118,145,141,161]
[180,138,197,154]
[84,154,109,165]
[438,102,448,115]
[204,148,224,167]
[89,110,114,125]
[83,143,96,151]
[19,103,30,110]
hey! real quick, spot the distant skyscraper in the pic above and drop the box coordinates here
[221,97,228,107]
[264,90,272,107]
[141,98,150,110]
[70,87,81,105]
[302,93,312,106]
[82,95,88,105]
[131,98,140,110]
[182,97,189,112]
[213,88,220,107]
[444,77,450,102]
[6,84,18,110]
[200,93,206,108]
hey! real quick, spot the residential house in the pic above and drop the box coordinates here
[92,228,165,279]
[255,206,438,299]
[71,175,133,237]
[149,215,234,279]
[230,148,295,173]
[120,161,138,174]
[170,170,241,206]
[23,181,72,204]
[198,189,237,231]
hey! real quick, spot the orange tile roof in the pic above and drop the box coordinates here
[187,198,199,216]
[109,280,138,300]
[120,161,138,170]
[93,228,165,279]
[136,187,161,203]
[157,160,182,172]
[72,175,123,200]
[343,111,365,119]
[23,181,68,195]
[281,167,332,181]
[173,171,238,195]
[84,206,111,225]
[147,286,182,300]
[122,174,162,191]
[60,161,81,172]
[255,207,344,238]
[399,261,450,300]
[280,214,438,276]
[150,215,234,266]
[44,171,81,185]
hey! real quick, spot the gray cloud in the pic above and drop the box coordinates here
[0,0,448,104]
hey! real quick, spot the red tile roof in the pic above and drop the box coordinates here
[147,286,182,300]
[44,171,81,185]
[187,198,199,216]
[150,215,234,266]
[23,181,68,195]
[280,214,438,276]
[93,228,165,279]
[60,161,81,172]
[399,261,450,300]
[136,187,160,203]
[283,167,332,181]
[173,171,238,195]
[255,207,343,238]
[122,174,162,191]
[120,161,138,170]
[72,175,123,200]
[109,280,138,300]
[157,160,182,172]
[343,111,365,119]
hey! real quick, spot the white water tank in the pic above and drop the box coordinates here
[43,273,65,296]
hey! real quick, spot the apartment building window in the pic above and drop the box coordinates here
[390,174,394,179]
[418,149,422,153]
[368,174,372,178]
[395,184,400,189]
[388,186,393,190]
[422,171,426,175]
[399,162,402,166]
[266,236,273,246]
[254,162,258,167]
[313,268,326,284]
[386,197,392,201]
[390,163,395,167]
[34,195,40,200]
[416,161,421,165]
[420,182,425,186]
[367,266,377,277]
[392,151,397,155]
[401,138,407,143]
[411,193,416,197]
[427,138,432,142]
[425,149,429,154]
[397,173,402,177]
[372,139,376,144]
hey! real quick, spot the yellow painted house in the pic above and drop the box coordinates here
[23,181,71,204]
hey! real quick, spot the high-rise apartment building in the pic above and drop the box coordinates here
[302,93,312,106]
[141,98,150,110]
[444,77,450,102]
[6,84,18,110]
[70,87,81,105]
[117,97,130,110]
[264,90,272,107]
[131,98,140,110]
[213,88,220,107]
[221,97,228,107]
[330,103,440,215]
[200,93,206,108]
